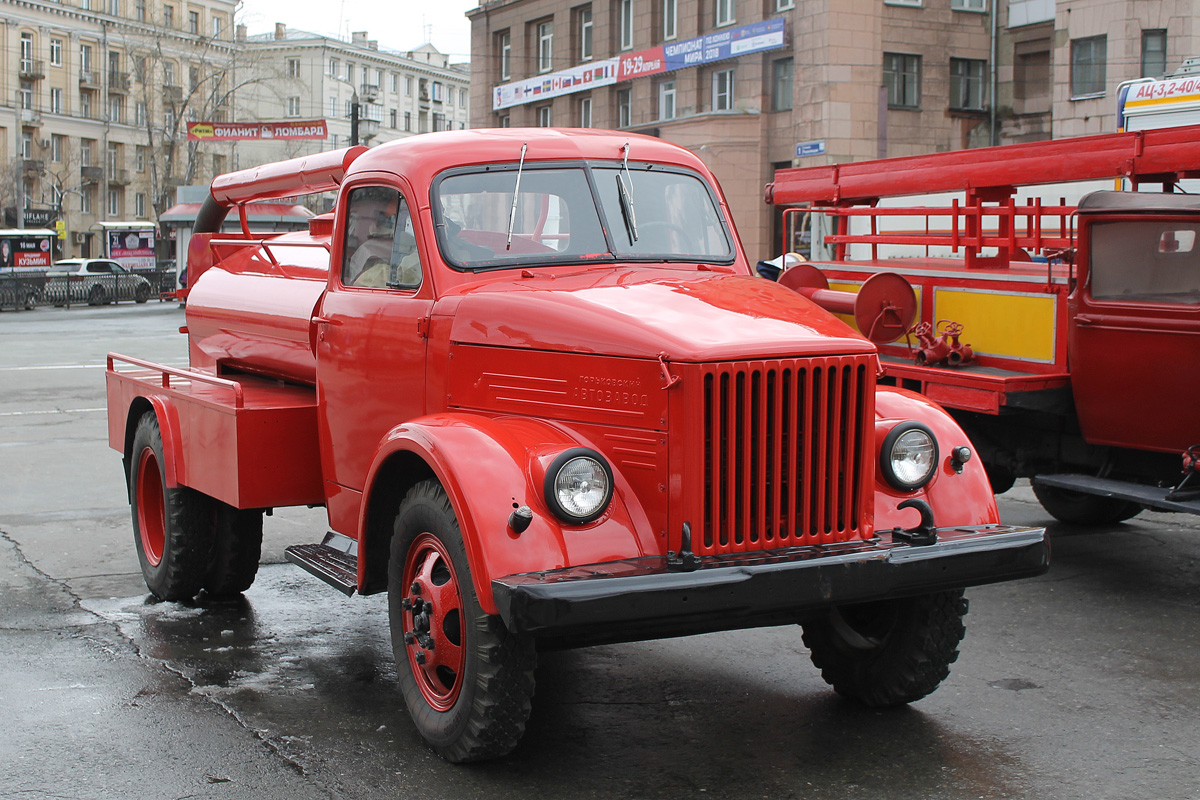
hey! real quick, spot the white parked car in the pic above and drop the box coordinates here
[45,258,153,305]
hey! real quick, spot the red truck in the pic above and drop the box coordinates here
[766,124,1200,525]
[106,129,1047,762]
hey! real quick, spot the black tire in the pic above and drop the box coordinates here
[135,283,151,303]
[1031,481,1142,525]
[388,479,536,762]
[801,590,968,707]
[129,411,216,601]
[88,284,107,306]
[203,503,263,596]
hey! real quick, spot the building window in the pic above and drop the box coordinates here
[19,81,33,110]
[136,145,146,172]
[460,90,467,109]
[188,10,199,34]
[52,135,65,163]
[20,133,32,160]
[1142,30,1167,79]
[135,0,145,20]
[50,38,63,67]
[619,0,634,50]
[108,189,121,217]
[212,15,223,38]
[580,96,592,127]
[713,68,735,110]
[537,21,554,73]
[108,0,119,14]
[1071,35,1106,97]
[390,109,397,128]
[107,142,120,172]
[715,0,735,27]
[287,96,301,117]
[950,57,986,110]
[164,5,174,28]
[772,58,793,111]
[432,81,444,103]
[663,0,677,40]
[406,76,414,96]
[659,80,676,119]
[287,58,300,78]
[135,193,146,218]
[951,0,985,9]
[80,92,92,118]
[884,52,921,108]
[330,58,339,77]
[498,31,511,80]
[50,88,64,114]
[404,111,412,131]
[885,0,921,6]
[580,7,593,61]
[500,114,511,127]
[20,33,34,73]
[617,87,631,127]
[82,187,93,215]
[538,105,552,126]
[109,96,124,124]
[776,0,793,9]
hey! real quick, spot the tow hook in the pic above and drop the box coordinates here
[667,522,702,572]
[892,498,938,546]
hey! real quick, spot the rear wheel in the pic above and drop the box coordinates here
[87,284,107,305]
[203,503,263,596]
[135,282,151,303]
[801,590,968,707]
[129,412,215,601]
[388,479,536,762]
[1032,481,1142,525]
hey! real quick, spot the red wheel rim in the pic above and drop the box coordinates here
[135,447,166,567]
[401,532,465,711]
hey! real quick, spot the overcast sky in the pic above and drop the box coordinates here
[238,0,479,62]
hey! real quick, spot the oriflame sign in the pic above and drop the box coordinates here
[187,120,329,141]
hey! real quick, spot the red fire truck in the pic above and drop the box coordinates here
[766,124,1200,525]
[105,129,1047,762]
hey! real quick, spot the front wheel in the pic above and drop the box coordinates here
[1032,481,1142,525]
[801,590,968,707]
[135,283,151,303]
[87,284,107,305]
[388,480,536,762]
[129,411,215,601]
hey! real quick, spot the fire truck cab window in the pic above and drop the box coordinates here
[343,186,422,289]
[1090,220,1200,304]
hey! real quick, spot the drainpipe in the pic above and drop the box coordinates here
[990,0,998,146]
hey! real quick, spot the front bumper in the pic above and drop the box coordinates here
[493,525,1048,647]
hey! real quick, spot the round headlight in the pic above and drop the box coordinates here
[544,448,614,524]
[880,422,938,491]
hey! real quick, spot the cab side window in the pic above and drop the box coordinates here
[341,186,423,289]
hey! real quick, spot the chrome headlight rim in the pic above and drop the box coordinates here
[543,447,614,525]
[879,421,939,492]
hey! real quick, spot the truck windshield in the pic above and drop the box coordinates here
[434,163,733,270]
[1091,219,1200,304]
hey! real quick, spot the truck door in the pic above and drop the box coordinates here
[1070,209,1200,453]
[314,183,434,534]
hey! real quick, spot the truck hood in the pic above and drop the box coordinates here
[444,268,875,361]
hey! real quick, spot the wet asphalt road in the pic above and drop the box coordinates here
[1,303,1199,800]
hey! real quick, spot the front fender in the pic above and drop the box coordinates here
[362,412,653,614]
[873,387,1000,530]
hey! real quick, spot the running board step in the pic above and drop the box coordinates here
[1034,474,1200,515]
[285,532,359,596]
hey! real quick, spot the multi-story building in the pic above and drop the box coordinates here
[234,24,471,169]
[469,0,1198,259]
[0,0,240,259]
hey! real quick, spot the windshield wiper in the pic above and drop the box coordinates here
[616,142,639,244]
[506,142,528,250]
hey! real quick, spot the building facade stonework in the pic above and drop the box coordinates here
[468,0,1200,259]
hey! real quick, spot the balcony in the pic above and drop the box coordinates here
[108,169,131,186]
[359,83,379,103]
[108,71,130,93]
[163,84,183,104]
[19,108,42,126]
[20,59,45,80]
[81,166,104,184]
[80,70,101,89]
[20,160,45,176]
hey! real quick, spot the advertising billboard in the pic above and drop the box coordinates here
[107,229,156,270]
[0,233,53,269]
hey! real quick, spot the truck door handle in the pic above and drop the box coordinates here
[313,316,343,326]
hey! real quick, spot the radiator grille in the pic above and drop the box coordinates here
[697,355,872,555]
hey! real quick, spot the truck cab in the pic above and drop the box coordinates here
[107,129,1047,762]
